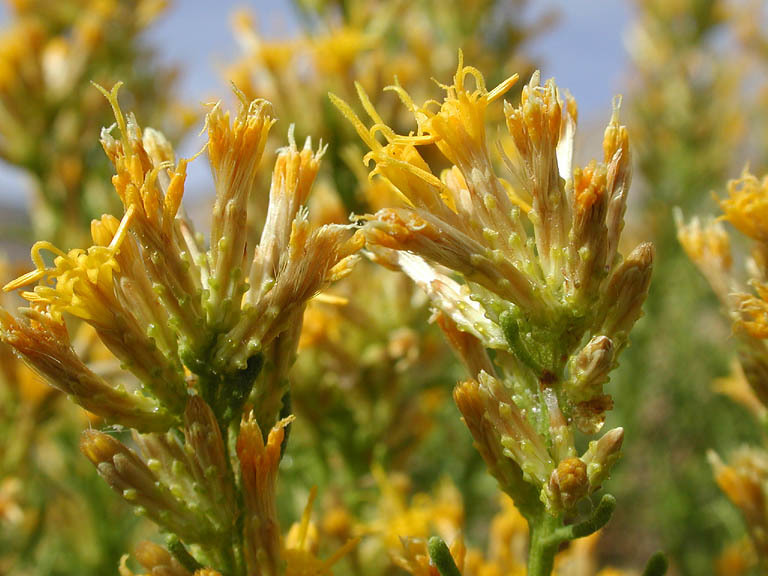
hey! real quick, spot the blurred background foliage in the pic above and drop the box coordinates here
[0,0,190,573]
[3,0,768,574]
[610,1,768,574]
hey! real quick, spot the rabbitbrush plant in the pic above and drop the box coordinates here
[333,54,657,575]
[1,82,362,575]
[1,56,662,575]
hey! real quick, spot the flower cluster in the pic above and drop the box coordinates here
[367,470,629,576]
[0,5,191,563]
[225,0,541,240]
[678,171,768,409]
[679,169,768,568]
[335,54,653,510]
[333,54,652,572]
[1,84,361,573]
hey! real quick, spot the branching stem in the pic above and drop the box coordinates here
[527,494,616,576]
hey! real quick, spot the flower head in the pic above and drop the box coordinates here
[718,170,768,244]
[4,206,133,325]
[1,82,363,573]
[237,414,293,575]
[2,83,362,428]
[678,167,768,420]
[676,212,733,301]
[335,57,650,515]
[710,448,768,558]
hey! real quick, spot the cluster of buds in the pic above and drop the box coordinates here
[678,170,768,566]
[333,54,652,525]
[0,84,362,573]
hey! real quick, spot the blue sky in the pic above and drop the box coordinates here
[0,0,633,206]
[147,1,632,119]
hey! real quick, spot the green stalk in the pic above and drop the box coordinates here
[642,552,668,576]
[427,537,462,576]
[527,511,563,576]
[527,494,616,576]
[227,419,247,576]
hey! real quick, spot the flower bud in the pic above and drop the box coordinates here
[546,457,589,512]
[566,335,615,434]
[581,427,624,494]
[81,429,215,543]
[596,242,654,350]
[131,541,192,576]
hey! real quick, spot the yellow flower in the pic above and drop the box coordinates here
[330,84,448,213]
[96,82,205,346]
[283,487,360,576]
[719,170,768,244]
[394,51,518,172]
[205,91,274,329]
[734,281,768,339]
[676,212,733,302]
[710,448,768,558]
[367,468,463,552]
[335,57,645,334]
[217,130,363,369]
[4,206,133,324]
[3,201,190,413]
[335,55,646,523]
[237,414,294,576]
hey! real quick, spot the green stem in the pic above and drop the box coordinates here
[549,494,616,542]
[527,511,562,576]
[642,552,668,576]
[427,537,462,576]
[167,535,203,573]
[227,419,247,576]
[527,495,617,576]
